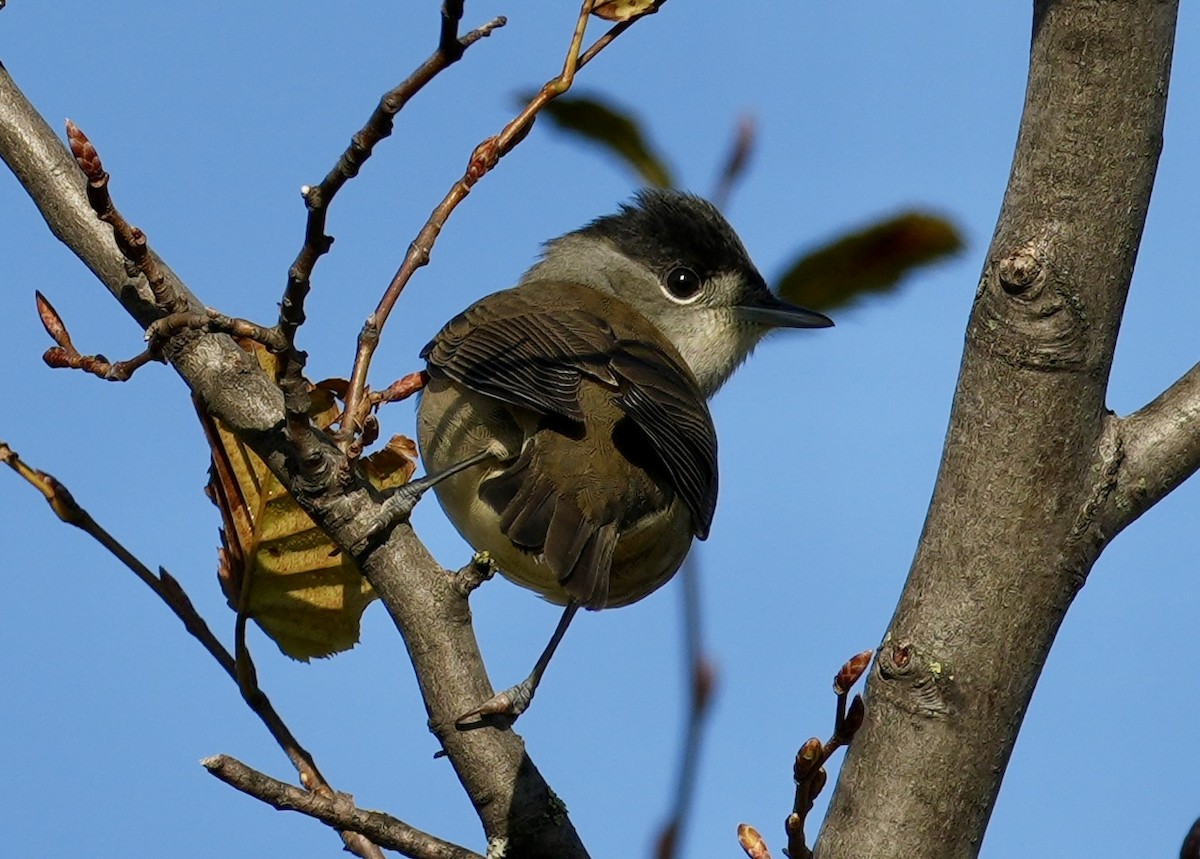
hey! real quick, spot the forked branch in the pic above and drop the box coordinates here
[279,6,508,362]
[203,755,483,859]
[0,442,396,859]
[336,0,668,448]
[1101,359,1200,537]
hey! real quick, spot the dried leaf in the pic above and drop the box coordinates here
[776,211,963,312]
[535,93,675,188]
[592,0,663,23]
[200,342,417,661]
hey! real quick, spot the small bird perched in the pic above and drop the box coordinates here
[412,189,832,721]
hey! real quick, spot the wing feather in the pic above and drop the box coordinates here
[422,283,718,542]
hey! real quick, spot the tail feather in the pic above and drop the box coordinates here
[478,438,618,610]
[567,523,617,609]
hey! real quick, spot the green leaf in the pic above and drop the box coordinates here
[535,93,676,188]
[776,212,963,312]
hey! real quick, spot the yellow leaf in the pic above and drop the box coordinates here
[201,342,417,661]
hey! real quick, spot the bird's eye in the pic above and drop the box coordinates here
[662,266,702,302]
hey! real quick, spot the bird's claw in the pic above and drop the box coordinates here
[355,482,427,553]
[455,680,535,728]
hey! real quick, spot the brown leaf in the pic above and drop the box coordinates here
[776,211,963,312]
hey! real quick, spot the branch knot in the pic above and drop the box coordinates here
[971,237,1089,371]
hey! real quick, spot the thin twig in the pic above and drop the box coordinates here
[277,7,505,462]
[37,293,278,382]
[0,441,396,859]
[203,755,484,859]
[279,6,507,366]
[337,0,668,448]
[784,651,872,859]
[655,557,717,859]
[145,308,287,352]
[374,370,430,408]
[711,114,756,211]
[65,121,183,314]
[36,290,164,381]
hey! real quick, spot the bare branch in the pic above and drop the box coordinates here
[1,58,589,857]
[1102,359,1200,536]
[0,443,384,858]
[0,441,385,858]
[711,115,756,211]
[276,6,505,462]
[375,370,430,408]
[337,0,666,448]
[654,559,718,859]
[784,652,870,859]
[65,121,183,314]
[36,290,164,381]
[279,8,507,361]
[202,755,482,859]
[145,308,287,352]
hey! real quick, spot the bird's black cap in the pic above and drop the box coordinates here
[576,189,758,285]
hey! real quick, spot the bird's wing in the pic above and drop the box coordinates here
[421,283,718,540]
[610,341,717,539]
[420,286,616,424]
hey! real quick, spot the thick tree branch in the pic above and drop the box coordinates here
[0,61,587,858]
[1101,359,1200,536]
[202,755,482,859]
[817,2,1180,858]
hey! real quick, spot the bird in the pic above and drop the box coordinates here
[405,189,832,723]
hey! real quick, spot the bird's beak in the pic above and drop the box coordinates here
[736,292,834,329]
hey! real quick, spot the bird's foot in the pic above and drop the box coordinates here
[356,448,496,553]
[353,479,431,553]
[455,678,536,729]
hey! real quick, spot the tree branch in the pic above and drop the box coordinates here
[654,558,717,859]
[0,441,385,859]
[0,57,588,858]
[1102,359,1200,536]
[202,755,482,859]
[280,6,507,364]
[817,2,1180,857]
[336,0,664,447]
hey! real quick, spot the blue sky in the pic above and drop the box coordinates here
[1,3,1197,857]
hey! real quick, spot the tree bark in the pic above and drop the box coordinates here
[818,2,1181,857]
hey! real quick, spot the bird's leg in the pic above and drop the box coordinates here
[356,448,495,551]
[457,600,581,727]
